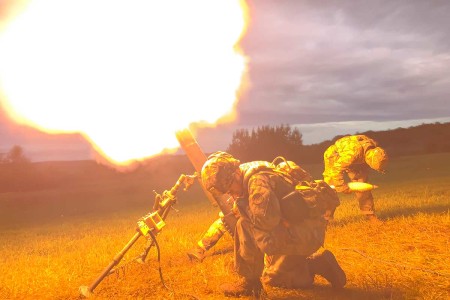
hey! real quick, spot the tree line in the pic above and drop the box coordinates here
[226,124,303,162]
[226,122,450,164]
[1,122,449,193]
[2,122,449,166]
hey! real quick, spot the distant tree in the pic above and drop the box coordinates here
[0,145,33,192]
[1,145,30,164]
[226,124,303,162]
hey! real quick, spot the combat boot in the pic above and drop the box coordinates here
[187,245,206,262]
[308,250,346,289]
[221,277,263,298]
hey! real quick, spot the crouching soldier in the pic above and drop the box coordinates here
[188,160,313,262]
[200,152,346,297]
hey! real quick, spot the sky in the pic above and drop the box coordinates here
[1,0,450,161]
[194,0,450,151]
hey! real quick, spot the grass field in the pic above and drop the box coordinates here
[0,153,449,299]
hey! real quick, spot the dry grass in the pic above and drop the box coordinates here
[0,153,449,299]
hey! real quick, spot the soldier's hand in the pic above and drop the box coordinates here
[337,184,352,194]
[231,201,241,218]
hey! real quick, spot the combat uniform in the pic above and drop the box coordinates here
[234,169,327,282]
[189,161,317,263]
[323,135,386,216]
[201,152,346,296]
[188,161,275,262]
[197,217,227,252]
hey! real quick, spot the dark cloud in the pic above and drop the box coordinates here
[237,0,450,130]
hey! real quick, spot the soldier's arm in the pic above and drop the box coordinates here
[332,143,360,193]
[324,167,350,193]
[247,173,281,231]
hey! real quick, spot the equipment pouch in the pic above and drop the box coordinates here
[280,191,309,224]
[296,180,340,220]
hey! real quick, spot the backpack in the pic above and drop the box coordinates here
[292,180,340,221]
[241,157,311,187]
[242,157,340,223]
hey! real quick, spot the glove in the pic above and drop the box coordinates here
[336,184,352,194]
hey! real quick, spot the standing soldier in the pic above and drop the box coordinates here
[323,135,388,221]
[201,152,346,297]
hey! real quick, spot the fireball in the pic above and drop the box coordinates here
[0,0,248,165]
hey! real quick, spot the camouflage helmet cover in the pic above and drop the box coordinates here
[365,147,388,172]
[201,151,240,193]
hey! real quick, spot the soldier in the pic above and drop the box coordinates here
[187,214,228,262]
[187,160,313,262]
[323,135,388,221]
[201,151,346,297]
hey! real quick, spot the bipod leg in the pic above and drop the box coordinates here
[79,231,142,298]
[135,237,155,264]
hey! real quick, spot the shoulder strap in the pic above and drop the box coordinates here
[242,163,275,188]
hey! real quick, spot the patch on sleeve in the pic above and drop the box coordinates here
[248,175,271,205]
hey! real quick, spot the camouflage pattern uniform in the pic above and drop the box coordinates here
[193,161,319,268]
[259,162,319,288]
[201,152,345,295]
[262,254,313,288]
[196,217,227,251]
[323,135,387,215]
[233,164,327,282]
[191,161,274,257]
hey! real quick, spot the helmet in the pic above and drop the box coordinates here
[201,151,240,194]
[365,147,388,173]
